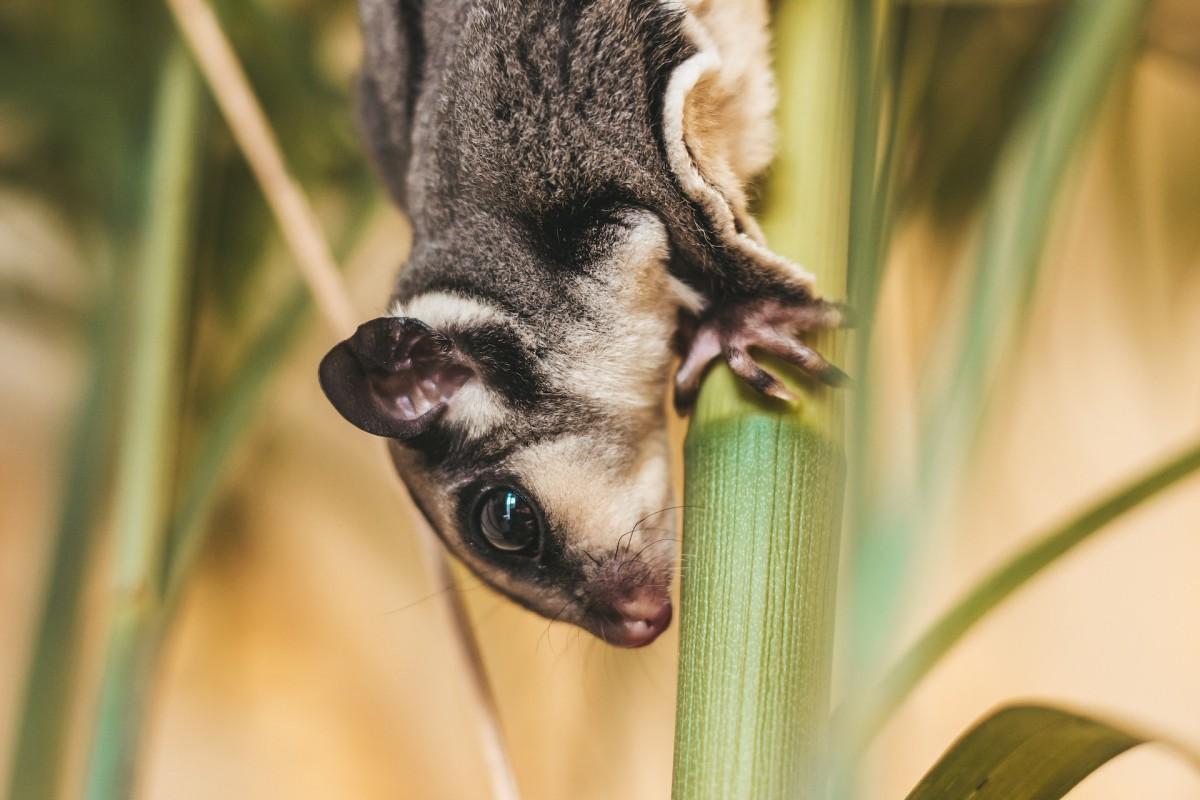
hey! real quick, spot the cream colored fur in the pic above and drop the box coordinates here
[664,0,817,289]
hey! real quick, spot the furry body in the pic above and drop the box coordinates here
[320,0,839,646]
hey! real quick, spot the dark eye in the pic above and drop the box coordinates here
[475,487,542,554]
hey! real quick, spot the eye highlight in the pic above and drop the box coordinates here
[474,486,542,554]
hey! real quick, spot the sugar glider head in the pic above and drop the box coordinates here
[330,0,807,646]
[319,215,681,647]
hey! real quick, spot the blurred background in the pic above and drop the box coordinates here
[1,0,1198,798]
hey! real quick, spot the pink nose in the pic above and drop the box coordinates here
[607,592,673,648]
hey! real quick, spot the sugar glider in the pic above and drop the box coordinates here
[319,0,844,647]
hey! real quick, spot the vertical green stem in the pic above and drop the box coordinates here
[843,0,1150,701]
[83,43,200,800]
[7,261,119,800]
[161,288,308,605]
[671,1,855,796]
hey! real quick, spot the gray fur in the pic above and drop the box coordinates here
[325,0,829,644]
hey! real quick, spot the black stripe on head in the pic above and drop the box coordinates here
[454,322,549,409]
[628,0,693,170]
[406,423,494,473]
[407,406,596,476]
[519,186,642,273]
[557,0,593,88]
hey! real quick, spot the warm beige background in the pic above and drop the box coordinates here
[868,45,1200,799]
[2,18,1199,800]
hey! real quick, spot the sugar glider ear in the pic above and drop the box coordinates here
[662,7,817,293]
[318,317,473,440]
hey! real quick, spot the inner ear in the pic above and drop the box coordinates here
[318,316,474,439]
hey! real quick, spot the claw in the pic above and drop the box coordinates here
[726,346,796,403]
[672,296,848,413]
[756,332,851,388]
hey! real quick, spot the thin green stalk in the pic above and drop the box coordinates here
[672,1,854,797]
[6,260,120,800]
[161,287,306,606]
[844,0,1149,698]
[838,438,1200,754]
[161,193,378,610]
[83,43,201,799]
[918,0,1149,508]
[844,5,943,543]
[845,0,891,325]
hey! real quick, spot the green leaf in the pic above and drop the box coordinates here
[906,704,1200,800]
[838,438,1200,751]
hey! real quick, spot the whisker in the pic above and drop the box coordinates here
[631,504,699,534]
[615,528,637,560]
[380,580,484,616]
[631,525,676,535]
[537,595,579,657]
[630,537,677,563]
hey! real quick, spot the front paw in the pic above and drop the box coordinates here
[673,297,849,413]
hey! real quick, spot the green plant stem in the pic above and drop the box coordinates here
[6,259,120,800]
[674,381,846,799]
[83,43,201,800]
[671,1,854,796]
[844,0,1149,699]
[161,288,306,605]
[161,193,378,611]
[919,0,1149,505]
[837,438,1200,755]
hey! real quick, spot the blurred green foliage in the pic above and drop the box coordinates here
[2,1,377,796]
[3,0,1198,798]
[899,4,1066,227]
[0,0,370,315]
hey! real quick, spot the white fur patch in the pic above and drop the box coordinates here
[390,290,508,331]
[439,380,507,440]
[541,212,677,412]
[391,291,511,438]
[667,275,707,315]
[508,431,674,558]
